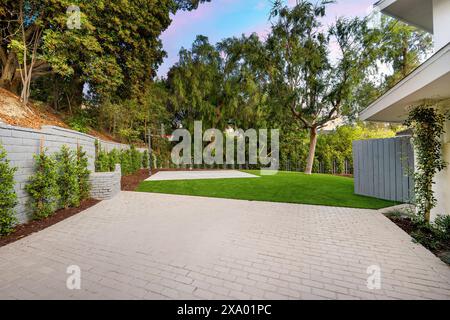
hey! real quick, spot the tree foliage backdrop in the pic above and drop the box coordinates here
[0,0,431,171]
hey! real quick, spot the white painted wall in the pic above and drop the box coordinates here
[432,118,450,220]
[433,0,450,52]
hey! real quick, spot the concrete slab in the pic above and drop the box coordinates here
[145,170,259,181]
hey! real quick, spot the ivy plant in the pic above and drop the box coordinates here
[405,104,448,223]
[26,150,60,220]
[0,145,18,236]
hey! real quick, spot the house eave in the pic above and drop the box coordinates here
[360,42,450,123]
[374,0,434,33]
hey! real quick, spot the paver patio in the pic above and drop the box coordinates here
[0,191,449,300]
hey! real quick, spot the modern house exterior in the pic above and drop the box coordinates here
[360,0,450,220]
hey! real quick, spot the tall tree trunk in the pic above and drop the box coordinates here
[0,53,19,94]
[305,126,318,175]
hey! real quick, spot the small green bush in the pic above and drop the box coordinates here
[130,145,142,172]
[407,212,450,252]
[120,149,132,175]
[95,149,110,172]
[26,150,60,219]
[56,146,80,208]
[411,223,441,251]
[433,215,450,242]
[142,150,149,169]
[0,145,18,236]
[76,146,91,201]
[108,149,120,171]
[68,112,92,133]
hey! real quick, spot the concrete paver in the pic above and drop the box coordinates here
[0,192,449,300]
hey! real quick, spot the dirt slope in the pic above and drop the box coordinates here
[0,88,68,129]
[0,88,118,142]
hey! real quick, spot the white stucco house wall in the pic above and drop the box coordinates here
[360,0,450,220]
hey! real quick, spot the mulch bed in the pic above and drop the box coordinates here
[121,168,150,191]
[388,216,416,235]
[387,215,450,265]
[0,198,100,248]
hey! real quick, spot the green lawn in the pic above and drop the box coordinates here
[136,170,396,209]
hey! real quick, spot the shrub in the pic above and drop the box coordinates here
[120,149,132,175]
[433,214,450,242]
[108,149,120,171]
[68,111,92,133]
[411,224,441,251]
[0,145,18,236]
[56,146,80,208]
[130,145,142,172]
[76,146,91,201]
[95,149,110,172]
[26,150,60,219]
[409,212,450,251]
[142,150,149,169]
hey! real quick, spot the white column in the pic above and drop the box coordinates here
[431,118,450,220]
[433,0,450,52]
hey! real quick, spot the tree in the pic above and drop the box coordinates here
[168,33,270,132]
[266,0,377,174]
[218,33,269,129]
[1,0,50,97]
[1,0,211,105]
[168,35,224,130]
[378,16,432,89]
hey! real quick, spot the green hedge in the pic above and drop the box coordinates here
[26,145,91,220]
[26,150,60,219]
[95,142,146,176]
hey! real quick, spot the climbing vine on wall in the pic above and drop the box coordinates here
[404,104,449,223]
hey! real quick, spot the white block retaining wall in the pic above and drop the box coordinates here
[89,164,122,200]
[0,122,140,223]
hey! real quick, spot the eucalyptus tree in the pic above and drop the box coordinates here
[266,0,377,174]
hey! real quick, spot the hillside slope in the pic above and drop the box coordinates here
[0,88,118,142]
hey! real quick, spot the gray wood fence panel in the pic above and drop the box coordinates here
[388,138,396,201]
[353,137,414,203]
[383,139,390,200]
[377,140,385,199]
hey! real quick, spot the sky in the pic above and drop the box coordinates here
[157,0,376,78]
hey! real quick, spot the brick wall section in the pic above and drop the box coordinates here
[0,122,136,223]
[89,164,122,200]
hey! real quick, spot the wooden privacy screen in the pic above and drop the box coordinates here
[353,136,415,203]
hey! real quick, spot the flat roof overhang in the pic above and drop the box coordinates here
[374,0,433,33]
[360,43,450,123]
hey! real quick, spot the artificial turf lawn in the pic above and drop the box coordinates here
[136,170,397,209]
